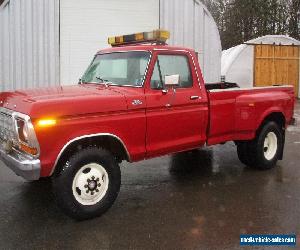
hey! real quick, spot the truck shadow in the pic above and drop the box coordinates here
[169,148,214,177]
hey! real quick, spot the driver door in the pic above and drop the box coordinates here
[145,51,207,158]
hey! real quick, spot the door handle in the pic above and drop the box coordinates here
[162,89,168,94]
[190,96,199,100]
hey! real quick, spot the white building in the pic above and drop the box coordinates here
[221,35,300,98]
[0,0,222,92]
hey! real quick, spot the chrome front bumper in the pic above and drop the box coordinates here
[0,144,40,181]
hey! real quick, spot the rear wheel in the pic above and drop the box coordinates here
[237,121,284,170]
[52,147,121,220]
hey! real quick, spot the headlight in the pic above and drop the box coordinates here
[12,112,40,157]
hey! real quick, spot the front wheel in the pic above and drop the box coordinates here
[52,147,121,220]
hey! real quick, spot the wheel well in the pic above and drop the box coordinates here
[52,135,130,176]
[260,112,286,130]
[255,112,286,140]
[235,112,286,146]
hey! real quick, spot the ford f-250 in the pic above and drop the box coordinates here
[0,30,295,220]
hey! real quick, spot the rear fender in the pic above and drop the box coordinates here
[256,107,286,132]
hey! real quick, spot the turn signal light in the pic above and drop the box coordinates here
[37,119,57,127]
[108,29,170,46]
[20,143,38,156]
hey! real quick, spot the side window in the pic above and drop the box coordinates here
[150,54,192,89]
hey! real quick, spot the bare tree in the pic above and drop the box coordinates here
[202,0,299,49]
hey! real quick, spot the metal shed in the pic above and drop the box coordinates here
[0,0,222,91]
[160,0,222,83]
[221,35,300,98]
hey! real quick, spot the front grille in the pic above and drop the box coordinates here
[0,108,16,142]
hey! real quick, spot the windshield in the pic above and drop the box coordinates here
[81,51,151,87]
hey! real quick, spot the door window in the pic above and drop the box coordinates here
[150,55,192,89]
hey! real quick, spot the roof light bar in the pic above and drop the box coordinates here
[108,29,170,47]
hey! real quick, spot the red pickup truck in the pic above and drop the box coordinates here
[0,30,295,220]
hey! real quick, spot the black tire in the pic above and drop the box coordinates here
[237,121,283,170]
[52,147,121,220]
[28,177,51,184]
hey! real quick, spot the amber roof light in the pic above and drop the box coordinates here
[108,29,170,47]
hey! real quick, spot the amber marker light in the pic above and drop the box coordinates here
[37,119,57,127]
[20,143,38,156]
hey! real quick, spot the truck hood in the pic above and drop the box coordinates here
[0,84,132,118]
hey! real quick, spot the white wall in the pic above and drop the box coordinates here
[1,0,221,89]
[0,0,60,91]
[60,0,159,84]
[160,0,222,83]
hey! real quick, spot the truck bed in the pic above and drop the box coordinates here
[206,85,295,145]
[205,82,240,90]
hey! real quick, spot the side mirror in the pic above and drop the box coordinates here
[164,74,180,87]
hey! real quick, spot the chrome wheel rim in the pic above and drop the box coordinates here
[72,163,109,206]
[263,132,278,161]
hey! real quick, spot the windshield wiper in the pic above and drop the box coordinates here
[80,77,114,86]
[95,76,115,87]
[96,76,113,83]
[95,76,105,82]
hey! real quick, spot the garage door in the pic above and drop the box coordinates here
[254,44,299,97]
[60,0,159,84]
